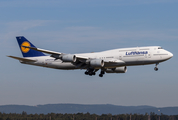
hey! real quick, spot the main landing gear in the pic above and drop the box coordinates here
[154,63,159,71]
[85,69,98,76]
[85,69,105,77]
[99,70,105,77]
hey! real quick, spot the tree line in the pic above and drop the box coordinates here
[0,112,177,120]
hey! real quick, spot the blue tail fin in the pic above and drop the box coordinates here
[16,36,46,57]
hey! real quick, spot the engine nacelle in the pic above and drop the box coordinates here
[62,54,77,62]
[90,59,104,68]
[106,66,127,73]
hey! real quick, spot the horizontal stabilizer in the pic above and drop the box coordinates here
[7,56,37,62]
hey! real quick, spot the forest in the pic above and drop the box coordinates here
[0,112,177,120]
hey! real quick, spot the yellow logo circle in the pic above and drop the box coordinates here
[21,42,31,53]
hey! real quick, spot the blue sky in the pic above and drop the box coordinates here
[0,0,178,107]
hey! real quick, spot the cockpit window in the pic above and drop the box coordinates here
[158,47,163,49]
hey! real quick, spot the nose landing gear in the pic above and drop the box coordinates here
[154,67,158,71]
[154,63,159,71]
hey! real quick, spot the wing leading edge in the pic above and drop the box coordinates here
[22,46,89,60]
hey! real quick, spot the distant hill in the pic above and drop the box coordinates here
[0,104,178,115]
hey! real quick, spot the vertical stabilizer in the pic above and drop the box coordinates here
[16,36,46,57]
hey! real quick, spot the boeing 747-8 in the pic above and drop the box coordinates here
[8,36,173,77]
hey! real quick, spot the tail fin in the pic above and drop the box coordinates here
[16,36,46,57]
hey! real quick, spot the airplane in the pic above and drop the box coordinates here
[8,36,173,77]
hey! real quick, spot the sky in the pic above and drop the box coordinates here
[0,0,178,108]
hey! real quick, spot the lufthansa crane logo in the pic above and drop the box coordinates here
[21,41,31,53]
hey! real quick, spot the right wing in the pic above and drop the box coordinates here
[104,59,125,64]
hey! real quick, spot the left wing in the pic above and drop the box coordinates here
[22,46,89,60]
[22,46,62,55]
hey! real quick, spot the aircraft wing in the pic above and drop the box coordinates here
[7,56,37,62]
[75,55,89,60]
[23,46,89,60]
[22,46,62,55]
[104,59,125,64]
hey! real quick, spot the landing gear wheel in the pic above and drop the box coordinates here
[99,74,103,77]
[99,70,105,77]
[154,63,159,71]
[85,69,97,76]
[154,67,158,71]
[85,71,89,75]
[89,71,93,76]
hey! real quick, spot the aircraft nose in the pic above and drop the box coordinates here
[168,52,173,58]
[168,51,173,59]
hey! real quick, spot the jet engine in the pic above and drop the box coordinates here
[106,66,127,73]
[90,59,104,68]
[51,54,76,62]
[62,54,77,62]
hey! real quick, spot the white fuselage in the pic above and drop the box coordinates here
[21,46,173,70]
